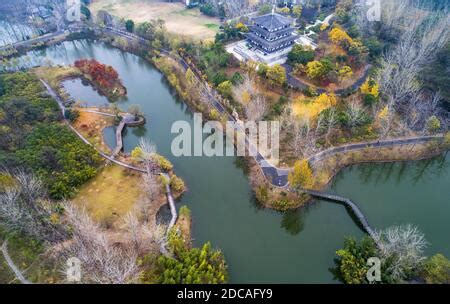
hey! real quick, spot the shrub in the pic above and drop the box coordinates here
[333,237,378,284]
[426,116,441,133]
[152,154,173,172]
[421,254,450,284]
[155,231,228,284]
[65,108,80,122]
[170,175,186,193]
[16,124,101,199]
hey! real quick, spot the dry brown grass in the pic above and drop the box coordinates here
[90,0,220,41]
[73,165,145,228]
[72,109,115,153]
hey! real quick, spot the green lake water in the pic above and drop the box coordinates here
[15,40,450,283]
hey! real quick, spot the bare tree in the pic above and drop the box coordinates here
[245,94,268,122]
[374,224,428,282]
[61,203,141,284]
[290,116,319,158]
[0,170,66,243]
[345,98,368,130]
[378,9,449,130]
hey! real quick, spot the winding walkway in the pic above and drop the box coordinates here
[302,190,379,244]
[282,63,373,96]
[40,80,147,173]
[1,240,31,284]
[36,27,447,245]
[41,79,179,255]
[16,27,435,187]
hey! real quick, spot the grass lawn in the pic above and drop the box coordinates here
[73,164,146,228]
[90,0,220,41]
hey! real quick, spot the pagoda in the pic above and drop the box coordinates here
[246,9,297,54]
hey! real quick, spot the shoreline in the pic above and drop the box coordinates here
[12,35,450,213]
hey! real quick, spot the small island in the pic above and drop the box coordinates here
[74,59,127,101]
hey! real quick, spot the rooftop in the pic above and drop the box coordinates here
[251,13,293,31]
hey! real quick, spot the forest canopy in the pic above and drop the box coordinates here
[0,72,101,199]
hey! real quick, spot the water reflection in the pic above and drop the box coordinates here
[281,210,305,236]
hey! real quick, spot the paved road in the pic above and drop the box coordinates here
[0,30,66,52]
[1,240,31,284]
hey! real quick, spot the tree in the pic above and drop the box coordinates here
[154,230,228,284]
[421,254,450,284]
[306,61,325,79]
[0,171,67,243]
[378,12,449,130]
[245,95,268,122]
[287,44,315,65]
[235,22,248,32]
[340,99,372,130]
[288,160,313,189]
[329,27,354,48]
[125,19,134,33]
[259,4,272,15]
[360,78,379,98]
[62,203,165,284]
[277,7,291,15]
[333,237,378,284]
[292,5,303,19]
[374,225,428,282]
[266,64,286,87]
[16,124,101,200]
[128,105,142,118]
[426,116,441,134]
[217,80,233,99]
[338,66,353,80]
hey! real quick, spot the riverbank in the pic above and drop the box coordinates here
[100,33,450,213]
[251,135,449,211]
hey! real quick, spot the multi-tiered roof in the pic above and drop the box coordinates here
[246,12,297,54]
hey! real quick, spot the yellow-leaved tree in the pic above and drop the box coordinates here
[329,27,354,48]
[292,5,303,18]
[338,66,353,80]
[306,60,325,79]
[360,78,379,98]
[288,160,314,189]
[266,64,286,87]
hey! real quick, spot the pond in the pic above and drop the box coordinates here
[15,39,450,283]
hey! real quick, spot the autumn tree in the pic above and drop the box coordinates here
[266,64,286,87]
[288,159,314,189]
[426,116,441,134]
[306,61,323,79]
[292,5,303,19]
[421,254,450,284]
[217,80,233,98]
[329,27,354,49]
[338,66,353,80]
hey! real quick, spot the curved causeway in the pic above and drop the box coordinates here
[303,190,379,245]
